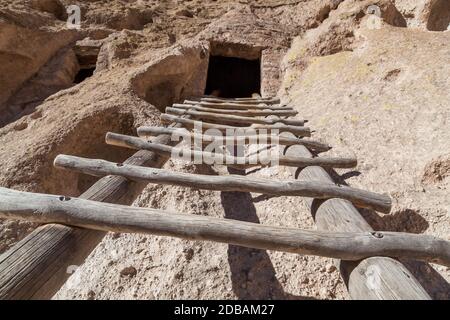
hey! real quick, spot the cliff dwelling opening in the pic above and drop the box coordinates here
[205,55,261,98]
[74,67,95,84]
[427,0,450,31]
[74,46,99,84]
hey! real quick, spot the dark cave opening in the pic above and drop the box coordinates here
[205,55,261,98]
[74,67,95,84]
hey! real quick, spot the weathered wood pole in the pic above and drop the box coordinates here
[1,188,448,266]
[172,104,298,117]
[185,100,289,110]
[199,97,281,105]
[137,126,331,152]
[138,126,328,150]
[54,155,389,213]
[166,107,306,126]
[106,132,359,171]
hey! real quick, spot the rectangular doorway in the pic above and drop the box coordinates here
[204,55,261,98]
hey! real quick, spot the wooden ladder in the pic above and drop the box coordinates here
[0,96,447,299]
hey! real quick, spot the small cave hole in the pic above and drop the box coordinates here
[73,45,100,84]
[205,55,261,98]
[0,45,100,127]
[74,67,96,84]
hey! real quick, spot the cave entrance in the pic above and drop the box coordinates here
[205,55,261,98]
[74,67,95,84]
[73,44,100,84]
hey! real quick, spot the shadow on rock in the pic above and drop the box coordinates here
[360,208,429,234]
[220,167,314,300]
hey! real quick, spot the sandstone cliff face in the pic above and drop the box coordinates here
[0,0,449,299]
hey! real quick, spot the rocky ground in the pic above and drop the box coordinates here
[0,0,449,300]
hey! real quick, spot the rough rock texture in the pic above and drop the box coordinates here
[0,0,449,300]
[30,0,67,21]
[0,22,78,121]
[3,47,80,124]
